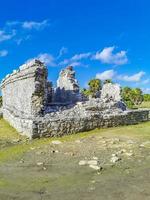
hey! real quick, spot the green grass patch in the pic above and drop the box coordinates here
[0,118,21,141]
[138,101,150,108]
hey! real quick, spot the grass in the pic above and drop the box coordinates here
[138,101,150,108]
[0,118,150,163]
[0,118,21,140]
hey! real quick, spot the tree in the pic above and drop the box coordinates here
[121,87,143,108]
[130,88,143,105]
[81,79,102,98]
[88,79,102,93]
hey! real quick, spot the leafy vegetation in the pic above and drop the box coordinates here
[81,79,102,98]
[121,87,143,108]
[143,94,150,102]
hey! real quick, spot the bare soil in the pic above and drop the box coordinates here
[0,119,150,200]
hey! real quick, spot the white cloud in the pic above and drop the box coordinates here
[15,35,31,45]
[0,30,16,42]
[142,88,150,94]
[93,46,128,65]
[59,59,69,66]
[22,20,49,30]
[59,52,92,66]
[69,62,82,67]
[96,69,145,83]
[36,53,56,66]
[0,50,8,57]
[117,71,145,82]
[96,69,116,80]
[57,47,68,58]
[71,52,92,61]
[27,53,56,67]
[6,21,20,26]
[6,20,49,30]
[141,79,150,85]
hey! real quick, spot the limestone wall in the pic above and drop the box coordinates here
[0,60,48,137]
[33,109,150,138]
[55,66,81,103]
[101,83,122,101]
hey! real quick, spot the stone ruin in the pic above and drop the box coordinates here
[54,66,82,104]
[0,60,149,138]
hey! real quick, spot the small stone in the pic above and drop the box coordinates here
[75,140,81,143]
[36,151,43,155]
[98,136,104,139]
[112,153,117,157]
[127,140,135,144]
[89,165,101,170]
[87,160,98,165]
[52,140,62,145]
[114,138,120,142]
[43,167,47,170]
[30,147,35,150]
[91,180,96,183]
[110,156,121,163]
[79,160,87,166]
[12,138,21,143]
[37,162,44,166]
[110,141,115,144]
[125,152,133,157]
[89,186,95,191]
[139,144,145,148]
[19,159,24,163]
[93,157,98,160]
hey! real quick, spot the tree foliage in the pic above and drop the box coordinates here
[143,94,150,102]
[81,79,102,98]
[88,79,102,93]
[121,87,143,108]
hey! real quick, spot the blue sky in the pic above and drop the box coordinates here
[0,0,150,93]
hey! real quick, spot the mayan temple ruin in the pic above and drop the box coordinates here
[0,60,149,138]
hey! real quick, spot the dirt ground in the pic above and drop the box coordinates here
[0,119,150,200]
